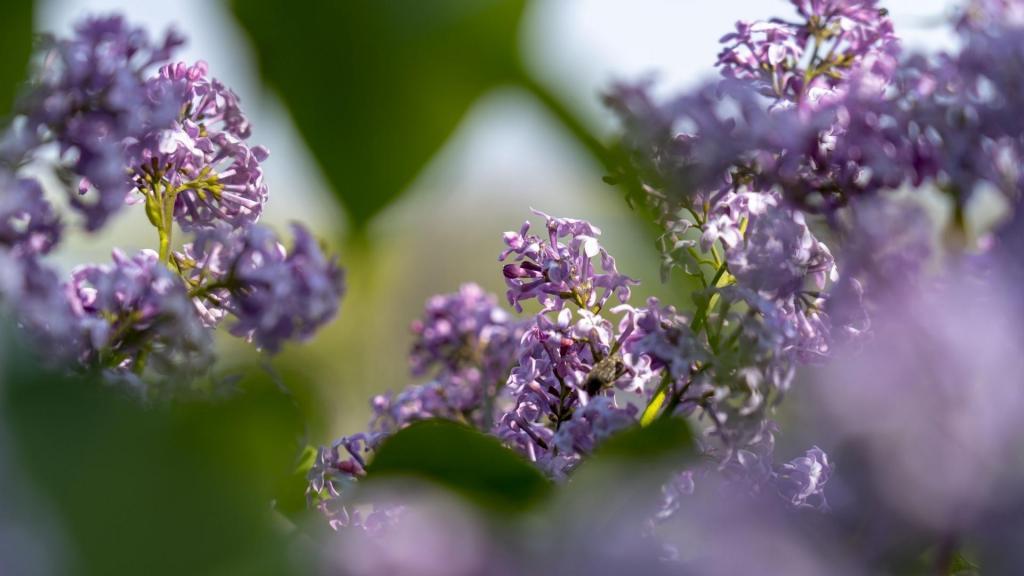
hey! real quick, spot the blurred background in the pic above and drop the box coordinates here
[38,0,958,443]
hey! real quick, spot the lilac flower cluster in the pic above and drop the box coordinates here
[311,207,832,527]
[718,0,899,106]
[141,61,268,232]
[495,212,650,477]
[18,16,184,231]
[0,15,344,391]
[174,223,343,353]
[302,0,1024,572]
[500,209,637,312]
[306,283,524,528]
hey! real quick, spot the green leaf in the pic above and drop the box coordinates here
[2,359,308,576]
[592,416,695,462]
[365,419,551,511]
[230,0,527,232]
[0,0,32,117]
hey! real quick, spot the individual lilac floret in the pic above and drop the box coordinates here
[500,210,637,313]
[775,446,832,510]
[24,15,184,230]
[137,61,269,230]
[66,249,212,378]
[0,175,62,256]
[175,223,344,353]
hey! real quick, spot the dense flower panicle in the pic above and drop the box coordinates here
[718,0,898,104]
[138,61,269,230]
[409,283,519,379]
[621,298,703,382]
[0,175,62,256]
[726,205,836,297]
[310,284,524,525]
[370,284,526,432]
[67,249,212,377]
[369,379,473,435]
[176,223,344,353]
[23,15,184,230]
[0,14,345,389]
[551,396,637,455]
[500,210,637,312]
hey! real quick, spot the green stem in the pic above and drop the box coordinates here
[690,262,730,333]
[159,181,177,265]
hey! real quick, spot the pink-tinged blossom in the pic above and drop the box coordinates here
[500,209,636,313]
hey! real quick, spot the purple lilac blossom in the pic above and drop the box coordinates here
[23,15,184,230]
[0,14,344,387]
[0,174,62,256]
[726,207,836,298]
[500,209,637,312]
[309,284,523,526]
[0,252,84,363]
[66,249,213,378]
[775,446,832,510]
[137,61,269,230]
[496,306,637,478]
[175,223,344,353]
[718,0,898,105]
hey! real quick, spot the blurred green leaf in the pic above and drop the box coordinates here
[2,360,308,576]
[230,0,527,232]
[0,0,32,116]
[365,419,551,511]
[592,416,695,462]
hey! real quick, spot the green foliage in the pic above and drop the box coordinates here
[365,419,551,511]
[230,0,527,232]
[592,416,695,462]
[0,0,32,117]
[2,360,308,576]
